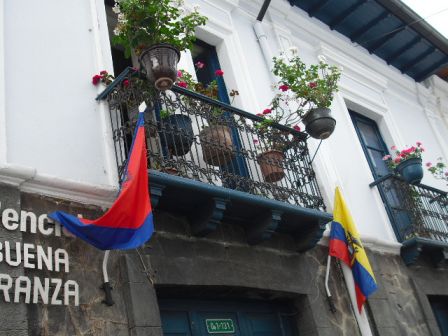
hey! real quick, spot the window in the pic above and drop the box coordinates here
[350,111,413,242]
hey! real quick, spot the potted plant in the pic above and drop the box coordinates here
[382,142,425,185]
[159,108,194,156]
[176,67,236,166]
[426,158,448,186]
[253,108,302,183]
[271,50,341,139]
[112,0,207,91]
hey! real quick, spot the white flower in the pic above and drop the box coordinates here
[317,54,327,63]
[193,4,201,12]
[112,3,121,14]
[118,13,127,24]
[288,46,298,55]
[113,27,120,36]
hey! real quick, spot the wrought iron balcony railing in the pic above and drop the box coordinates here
[370,174,448,265]
[98,68,326,212]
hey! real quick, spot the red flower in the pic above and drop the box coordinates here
[426,162,432,167]
[279,84,289,92]
[394,157,402,164]
[177,70,183,78]
[100,70,108,75]
[215,69,224,76]
[293,125,301,132]
[416,141,422,146]
[262,108,272,115]
[177,81,188,88]
[92,74,102,85]
[195,61,205,69]
[123,79,130,87]
[308,82,317,88]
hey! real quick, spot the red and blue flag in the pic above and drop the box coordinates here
[329,187,377,312]
[49,112,153,250]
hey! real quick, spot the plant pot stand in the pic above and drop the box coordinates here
[199,125,234,166]
[257,150,285,183]
[139,44,180,91]
[161,114,194,156]
[302,107,336,140]
[396,158,423,185]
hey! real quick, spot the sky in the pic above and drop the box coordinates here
[401,0,448,39]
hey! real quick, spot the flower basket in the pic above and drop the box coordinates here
[139,44,180,91]
[257,150,285,183]
[199,125,234,166]
[161,114,194,156]
[302,107,336,140]
[396,158,423,185]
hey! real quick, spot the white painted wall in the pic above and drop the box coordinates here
[1,0,447,240]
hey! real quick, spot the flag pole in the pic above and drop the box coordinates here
[340,262,373,336]
[325,255,336,313]
[101,250,115,306]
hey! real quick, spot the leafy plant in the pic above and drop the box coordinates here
[382,142,424,170]
[426,158,448,184]
[111,0,208,57]
[271,50,341,119]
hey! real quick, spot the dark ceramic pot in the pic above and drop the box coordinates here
[302,107,336,140]
[139,44,180,91]
[162,114,194,156]
[396,158,423,185]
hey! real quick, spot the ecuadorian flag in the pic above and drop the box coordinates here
[49,112,154,250]
[329,187,377,312]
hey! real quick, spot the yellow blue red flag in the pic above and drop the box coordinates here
[329,187,377,312]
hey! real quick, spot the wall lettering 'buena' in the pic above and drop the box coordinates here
[0,201,80,306]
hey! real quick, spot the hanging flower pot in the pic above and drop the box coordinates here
[396,158,423,185]
[302,107,336,140]
[257,150,285,183]
[139,44,180,91]
[199,125,234,166]
[161,114,194,156]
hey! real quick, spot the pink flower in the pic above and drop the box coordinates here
[177,70,183,78]
[391,146,397,151]
[416,141,422,146]
[293,125,301,132]
[215,69,224,76]
[262,108,272,115]
[420,147,425,152]
[123,79,129,87]
[308,82,317,88]
[177,81,187,88]
[382,155,391,160]
[253,139,259,144]
[394,157,402,164]
[279,84,289,92]
[426,162,432,167]
[195,61,205,69]
[92,74,102,85]
[256,113,264,117]
[100,70,108,75]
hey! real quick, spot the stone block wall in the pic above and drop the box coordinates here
[0,188,446,335]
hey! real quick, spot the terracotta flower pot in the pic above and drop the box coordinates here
[257,150,285,183]
[302,107,336,139]
[199,125,234,166]
[139,44,180,91]
[396,158,423,185]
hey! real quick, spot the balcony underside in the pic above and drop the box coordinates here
[150,170,332,252]
[401,237,448,267]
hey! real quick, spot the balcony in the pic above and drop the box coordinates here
[370,174,448,266]
[97,68,332,250]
